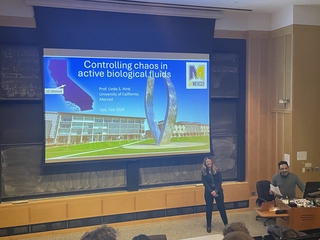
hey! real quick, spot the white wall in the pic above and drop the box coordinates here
[1,0,320,30]
[271,6,294,30]
[217,5,320,30]
[0,0,34,17]
[215,11,272,31]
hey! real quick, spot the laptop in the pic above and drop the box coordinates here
[303,181,320,199]
[259,201,276,212]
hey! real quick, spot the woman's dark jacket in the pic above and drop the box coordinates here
[202,169,223,195]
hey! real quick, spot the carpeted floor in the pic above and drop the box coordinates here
[18,211,274,240]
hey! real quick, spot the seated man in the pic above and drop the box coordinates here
[270,161,304,199]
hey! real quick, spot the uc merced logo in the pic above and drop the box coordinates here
[186,62,207,89]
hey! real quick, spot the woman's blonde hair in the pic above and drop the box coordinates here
[201,156,219,175]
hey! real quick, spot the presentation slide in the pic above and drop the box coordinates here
[43,48,210,163]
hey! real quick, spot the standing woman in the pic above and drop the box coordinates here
[202,156,228,233]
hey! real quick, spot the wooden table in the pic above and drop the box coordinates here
[255,208,289,218]
[255,198,320,231]
[275,199,320,231]
[255,207,289,226]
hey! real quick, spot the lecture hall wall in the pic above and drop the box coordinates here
[0,0,320,227]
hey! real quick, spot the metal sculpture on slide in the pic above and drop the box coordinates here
[145,76,177,145]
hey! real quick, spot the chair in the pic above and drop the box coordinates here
[255,180,276,225]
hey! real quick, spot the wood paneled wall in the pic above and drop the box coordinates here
[216,24,320,199]
[215,29,280,193]
[291,25,320,184]
[0,182,250,228]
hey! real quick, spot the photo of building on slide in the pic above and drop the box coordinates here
[43,49,210,163]
[45,111,209,162]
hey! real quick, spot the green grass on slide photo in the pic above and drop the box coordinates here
[45,135,209,159]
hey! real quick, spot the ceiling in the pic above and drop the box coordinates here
[103,0,320,14]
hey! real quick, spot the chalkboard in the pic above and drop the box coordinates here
[210,53,239,98]
[0,45,42,99]
[0,101,44,144]
[1,144,126,199]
